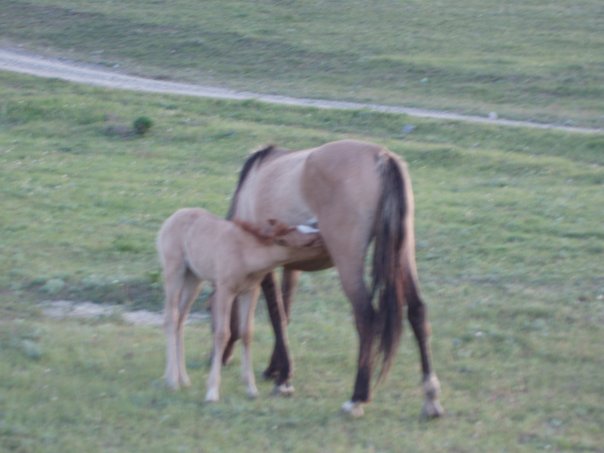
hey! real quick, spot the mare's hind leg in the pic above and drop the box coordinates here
[174,269,203,388]
[323,247,375,417]
[406,276,444,418]
[340,273,375,418]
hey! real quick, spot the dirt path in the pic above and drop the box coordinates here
[0,48,601,134]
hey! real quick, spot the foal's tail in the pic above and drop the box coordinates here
[371,154,407,381]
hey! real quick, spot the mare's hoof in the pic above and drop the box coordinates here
[262,367,279,381]
[341,400,365,418]
[421,373,444,418]
[222,352,234,366]
[273,383,295,396]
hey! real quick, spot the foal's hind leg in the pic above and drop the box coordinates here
[175,270,203,388]
[163,267,186,389]
[406,276,444,418]
[164,267,202,390]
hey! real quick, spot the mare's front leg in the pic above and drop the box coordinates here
[281,268,300,322]
[238,285,262,398]
[261,272,295,395]
[206,288,235,402]
[221,296,240,366]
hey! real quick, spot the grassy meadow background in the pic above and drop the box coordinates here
[1,1,603,452]
[1,0,603,128]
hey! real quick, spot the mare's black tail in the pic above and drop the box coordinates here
[371,154,407,381]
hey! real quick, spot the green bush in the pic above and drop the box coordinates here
[133,116,153,136]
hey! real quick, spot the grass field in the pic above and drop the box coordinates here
[1,0,603,128]
[1,70,603,452]
[1,2,603,450]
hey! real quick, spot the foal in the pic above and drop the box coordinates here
[157,207,322,402]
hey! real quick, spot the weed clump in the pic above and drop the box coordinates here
[133,116,153,136]
[103,115,153,138]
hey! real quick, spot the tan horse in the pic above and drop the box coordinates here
[157,207,323,402]
[226,139,444,417]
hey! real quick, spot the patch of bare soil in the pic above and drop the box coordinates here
[40,300,208,326]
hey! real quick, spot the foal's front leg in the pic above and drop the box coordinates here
[206,288,235,402]
[238,286,261,398]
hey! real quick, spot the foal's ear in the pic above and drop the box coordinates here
[267,219,294,237]
[233,218,273,244]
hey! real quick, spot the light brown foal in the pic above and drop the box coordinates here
[157,208,323,402]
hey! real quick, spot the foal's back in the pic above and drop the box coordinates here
[158,208,242,281]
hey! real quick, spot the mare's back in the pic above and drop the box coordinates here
[234,149,315,225]
[234,140,386,226]
[302,140,384,204]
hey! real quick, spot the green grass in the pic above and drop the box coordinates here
[1,0,603,128]
[1,72,603,452]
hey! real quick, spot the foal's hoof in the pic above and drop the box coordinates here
[341,400,365,418]
[421,400,445,419]
[205,389,220,403]
[165,382,180,391]
[273,383,295,396]
[179,375,192,388]
[247,388,259,399]
[164,377,181,391]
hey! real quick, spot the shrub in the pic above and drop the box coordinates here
[133,116,153,136]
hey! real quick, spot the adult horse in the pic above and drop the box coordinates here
[226,139,443,417]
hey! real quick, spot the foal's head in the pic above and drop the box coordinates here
[233,218,323,248]
[268,219,323,248]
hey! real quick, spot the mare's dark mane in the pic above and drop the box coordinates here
[226,145,289,220]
